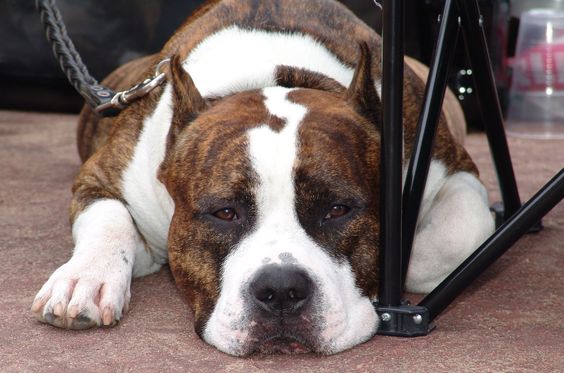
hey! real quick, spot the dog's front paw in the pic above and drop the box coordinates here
[31,257,132,329]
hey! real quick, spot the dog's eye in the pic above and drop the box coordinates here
[213,208,239,221]
[324,204,351,221]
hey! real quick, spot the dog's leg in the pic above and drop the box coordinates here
[31,199,159,329]
[405,171,495,294]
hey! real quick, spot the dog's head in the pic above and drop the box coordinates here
[158,44,382,356]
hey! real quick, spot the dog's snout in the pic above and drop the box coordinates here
[249,264,312,316]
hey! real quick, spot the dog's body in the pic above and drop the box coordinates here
[32,0,494,355]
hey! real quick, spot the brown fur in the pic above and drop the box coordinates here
[344,42,381,126]
[167,54,209,153]
[292,89,381,297]
[275,66,345,93]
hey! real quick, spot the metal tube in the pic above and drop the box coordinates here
[420,169,564,321]
[378,0,405,307]
[458,0,521,220]
[401,0,459,284]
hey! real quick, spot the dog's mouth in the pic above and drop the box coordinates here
[244,313,321,355]
[254,335,313,355]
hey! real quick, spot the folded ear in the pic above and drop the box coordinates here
[167,54,208,150]
[159,55,208,185]
[345,42,381,127]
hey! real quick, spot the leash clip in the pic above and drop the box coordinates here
[95,58,171,114]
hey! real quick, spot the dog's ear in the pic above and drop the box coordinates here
[345,42,381,127]
[167,54,208,150]
[159,55,207,185]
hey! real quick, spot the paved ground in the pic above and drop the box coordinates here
[0,110,562,372]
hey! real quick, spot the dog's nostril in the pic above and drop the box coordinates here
[249,264,312,316]
[288,287,307,301]
[256,288,275,302]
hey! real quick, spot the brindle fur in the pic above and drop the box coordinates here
[72,0,478,334]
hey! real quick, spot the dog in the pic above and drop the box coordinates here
[31,0,495,356]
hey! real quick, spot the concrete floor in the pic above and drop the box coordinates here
[0,110,562,372]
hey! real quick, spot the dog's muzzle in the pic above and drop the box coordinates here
[244,264,319,354]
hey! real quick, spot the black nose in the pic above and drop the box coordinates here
[249,264,313,316]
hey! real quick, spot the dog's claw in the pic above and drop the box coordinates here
[53,303,64,317]
[68,305,79,319]
[102,307,114,326]
[30,299,43,313]
[66,312,97,330]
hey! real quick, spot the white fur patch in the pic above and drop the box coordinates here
[404,160,449,227]
[122,84,175,272]
[184,25,382,98]
[71,199,147,272]
[203,87,378,355]
[405,168,495,293]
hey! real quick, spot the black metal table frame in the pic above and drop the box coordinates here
[374,0,564,336]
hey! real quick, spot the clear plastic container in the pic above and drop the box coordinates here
[506,9,564,139]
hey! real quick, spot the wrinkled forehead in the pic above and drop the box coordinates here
[183,86,378,192]
[190,85,375,150]
[250,87,379,207]
[240,87,374,164]
[288,89,380,191]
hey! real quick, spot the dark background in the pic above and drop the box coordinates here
[0,0,512,127]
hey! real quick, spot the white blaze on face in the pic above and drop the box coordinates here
[202,87,378,356]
